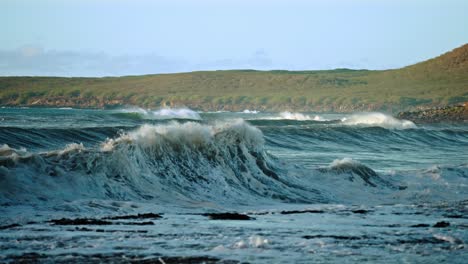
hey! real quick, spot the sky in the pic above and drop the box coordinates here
[1,0,467,76]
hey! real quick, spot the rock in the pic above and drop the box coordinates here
[6,253,240,263]
[280,210,325,215]
[351,209,370,214]
[410,224,430,228]
[103,213,162,220]
[302,235,371,240]
[433,221,450,228]
[203,213,254,220]
[0,223,21,230]
[397,104,468,123]
[122,221,154,226]
[50,218,112,225]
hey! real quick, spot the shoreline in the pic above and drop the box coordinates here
[397,103,468,123]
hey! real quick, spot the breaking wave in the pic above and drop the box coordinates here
[0,120,323,206]
[341,112,416,129]
[116,107,201,120]
[279,112,324,121]
[242,109,260,114]
[320,158,399,188]
[1,117,466,208]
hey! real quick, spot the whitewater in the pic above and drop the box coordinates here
[0,107,467,263]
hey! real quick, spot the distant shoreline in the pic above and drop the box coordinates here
[397,103,468,123]
[1,44,466,114]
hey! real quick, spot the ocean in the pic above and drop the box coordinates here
[0,107,467,263]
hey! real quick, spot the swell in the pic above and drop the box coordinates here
[0,120,325,206]
[1,119,467,208]
[248,119,339,127]
[0,126,129,150]
[263,126,468,152]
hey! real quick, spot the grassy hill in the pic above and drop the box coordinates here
[1,44,467,112]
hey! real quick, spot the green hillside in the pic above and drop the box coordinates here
[1,44,467,112]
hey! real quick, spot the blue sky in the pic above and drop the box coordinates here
[1,0,467,76]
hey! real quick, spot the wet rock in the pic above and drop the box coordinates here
[443,214,464,219]
[410,224,430,228]
[74,227,148,233]
[302,235,372,240]
[7,253,241,263]
[203,213,254,220]
[397,104,468,123]
[280,210,325,215]
[149,256,239,264]
[0,223,21,230]
[351,209,370,214]
[396,237,446,244]
[433,221,450,228]
[50,218,112,225]
[121,221,154,226]
[103,213,162,220]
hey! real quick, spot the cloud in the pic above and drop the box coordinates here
[0,45,272,76]
[0,46,188,77]
[0,47,274,76]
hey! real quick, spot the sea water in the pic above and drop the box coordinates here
[0,107,467,263]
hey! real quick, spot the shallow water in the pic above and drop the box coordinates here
[0,107,467,263]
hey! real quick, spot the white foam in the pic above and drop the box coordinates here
[118,107,150,115]
[56,143,85,156]
[242,109,259,114]
[118,107,201,120]
[329,157,359,168]
[341,112,416,129]
[101,119,264,152]
[0,144,29,159]
[279,112,324,121]
[234,235,269,249]
[433,234,462,244]
[152,108,201,120]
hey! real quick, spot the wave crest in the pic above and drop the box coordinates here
[320,158,397,188]
[341,112,416,129]
[0,120,320,206]
[117,107,201,120]
[279,112,324,121]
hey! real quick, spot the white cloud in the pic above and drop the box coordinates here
[0,47,274,76]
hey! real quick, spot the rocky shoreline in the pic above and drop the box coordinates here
[397,103,468,123]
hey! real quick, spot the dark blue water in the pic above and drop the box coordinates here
[1,107,467,263]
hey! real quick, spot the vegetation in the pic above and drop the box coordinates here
[1,44,467,112]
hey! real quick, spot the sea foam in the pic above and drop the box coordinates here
[341,112,416,129]
[118,107,201,120]
[278,112,324,121]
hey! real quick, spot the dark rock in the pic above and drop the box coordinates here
[7,253,241,263]
[148,256,239,264]
[397,104,468,123]
[433,221,450,228]
[203,213,254,220]
[410,224,430,228]
[302,235,371,240]
[443,214,464,219]
[120,221,154,226]
[74,227,148,233]
[396,237,446,244]
[280,210,325,215]
[103,213,162,220]
[0,223,21,230]
[50,218,112,226]
[351,209,370,214]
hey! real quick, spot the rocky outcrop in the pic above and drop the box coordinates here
[397,103,468,123]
